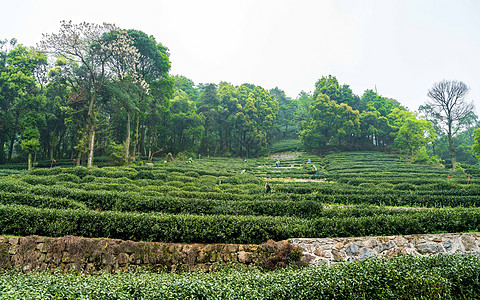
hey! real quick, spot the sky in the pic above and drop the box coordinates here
[2,0,480,113]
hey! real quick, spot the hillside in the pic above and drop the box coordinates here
[0,151,478,244]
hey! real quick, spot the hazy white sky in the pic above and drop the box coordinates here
[2,0,480,113]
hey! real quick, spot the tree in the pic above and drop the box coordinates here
[313,75,340,103]
[0,40,47,166]
[39,21,145,167]
[423,80,476,171]
[270,87,297,139]
[126,30,172,160]
[294,91,313,130]
[168,90,204,154]
[394,116,435,158]
[198,83,219,155]
[473,128,480,161]
[300,93,359,153]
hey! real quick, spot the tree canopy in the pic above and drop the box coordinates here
[0,23,478,169]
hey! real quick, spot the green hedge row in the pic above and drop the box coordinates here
[0,192,87,210]
[1,204,480,243]
[1,186,322,218]
[3,255,479,299]
[5,175,480,213]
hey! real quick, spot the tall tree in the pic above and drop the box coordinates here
[0,40,47,166]
[39,21,144,167]
[423,80,476,171]
[127,30,172,160]
[472,128,480,162]
[301,93,359,153]
[313,75,340,103]
[394,116,436,158]
[197,83,219,155]
[294,91,313,131]
[270,87,296,139]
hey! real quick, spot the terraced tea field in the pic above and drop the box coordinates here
[0,151,478,244]
[2,151,480,299]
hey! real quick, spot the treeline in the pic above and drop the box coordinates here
[0,22,478,167]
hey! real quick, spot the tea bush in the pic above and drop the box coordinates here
[1,255,480,299]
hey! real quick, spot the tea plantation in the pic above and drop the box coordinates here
[1,151,480,299]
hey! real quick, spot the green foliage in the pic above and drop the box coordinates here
[20,127,40,153]
[394,116,435,156]
[268,139,303,153]
[411,146,442,166]
[472,128,480,160]
[2,255,480,299]
[106,141,126,166]
[301,94,360,152]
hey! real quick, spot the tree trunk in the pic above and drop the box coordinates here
[76,152,82,167]
[125,112,131,165]
[87,128,95,167]
[448,119,456,171]
[49,134,55,161]
[448,133,456,171]
[139,125,145,156]
[131,112,139,157]
[28,153,32,170]
[8,136,15,162]
[0,135,5,164]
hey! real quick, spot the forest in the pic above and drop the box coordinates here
[1,21,479,169]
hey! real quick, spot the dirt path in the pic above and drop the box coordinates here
[267,152,303,160]
[269,177,327,182]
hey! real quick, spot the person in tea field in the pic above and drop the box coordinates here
[265,182,271,193]
[275,160,280,167]
[312,165,317,175]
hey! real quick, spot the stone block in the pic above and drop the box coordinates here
[332,249,344,260]
[300,252,317,263]
[209,251,218,263]
[443,240,453,252]
[375,240,396,253]
[36,243,47,253]
[359,248,376,260]
[226,244,238,253]
[8,245,18,255]
[345,243,359,256]
[36,236,46,243]
[322,250,333,259]
[461,235,477,252]
[117,253,129,265]
[237,251,252,263]
[8,237,19,245]
[416,242,444,254]
[197,251,210,263]
[394,236,408,246]
[61,252,72,263]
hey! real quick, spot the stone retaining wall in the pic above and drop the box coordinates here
[291,232,480,265]
[2,233,479,273]
[0,235,276,273]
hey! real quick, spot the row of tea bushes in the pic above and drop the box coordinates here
[5,169,480,213]
[0,192,87,210]
[1,255,479,299]
[324,151,465,179]
[1,204,480,243]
